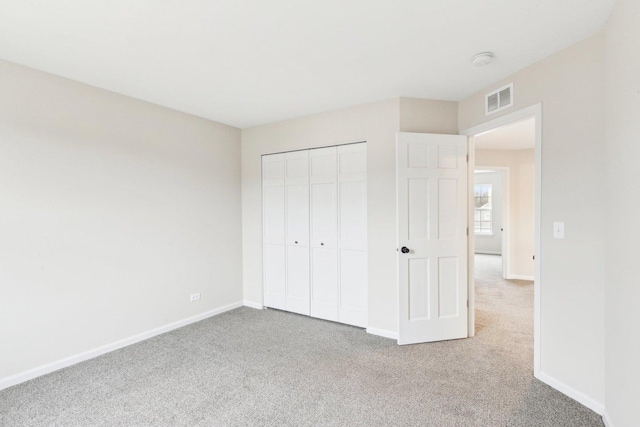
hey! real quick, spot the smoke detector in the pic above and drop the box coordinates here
[472,52,495,67]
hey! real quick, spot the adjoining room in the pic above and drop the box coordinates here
[471,117,536,372]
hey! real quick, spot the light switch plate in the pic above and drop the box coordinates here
[553,222,564,239]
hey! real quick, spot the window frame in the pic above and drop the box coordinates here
[474,183,493,235]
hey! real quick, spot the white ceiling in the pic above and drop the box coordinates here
[475,117,535,150]
[0,0,615,128]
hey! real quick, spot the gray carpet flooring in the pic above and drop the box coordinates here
[0,254,603,426]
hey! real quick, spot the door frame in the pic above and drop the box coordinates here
[473,166,510,279]
[460,103,542,377]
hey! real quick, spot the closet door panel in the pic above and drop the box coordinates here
[285,151,310,314]
[338,180,367,250]
[264,245,286,309]
[285,184,309,245]
[339,249,367,327]
[310,149,337,177]
[262,154,286,310]
[310,183,337,245]
[311,247,338,320]
[310,147,338,321]
[263,185,285,244]
[286,245,310,314]
[285,151,309,246]
[338,143,367,327]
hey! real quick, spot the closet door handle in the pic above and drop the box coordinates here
[295,241,298,244]
[401,246,410,254]
[321,242,324,246]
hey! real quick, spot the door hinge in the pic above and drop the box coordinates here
[467,300,469,308]
[466,154,469,163]
[466,227,469,236]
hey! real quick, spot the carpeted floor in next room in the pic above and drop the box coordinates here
[0,254,602,426]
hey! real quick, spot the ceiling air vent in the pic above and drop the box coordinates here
[485,83,513,115]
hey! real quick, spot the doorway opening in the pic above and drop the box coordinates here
[472,119,535,344]
[473,167,509,279]
[462,104,542,376]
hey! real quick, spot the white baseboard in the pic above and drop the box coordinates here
[474,250,502,255]
[243,300,264,310]
[602,411,614,427]
[507,274,534,281]
[366,327,398,340]
[0,300,243,392]
[535,371,604,415]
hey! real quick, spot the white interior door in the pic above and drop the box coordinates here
[310,147,339,322]
[337,143,367,327]
[284,150,310,315]
[397,133,468,345]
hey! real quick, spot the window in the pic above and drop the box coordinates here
[474,184,492,234]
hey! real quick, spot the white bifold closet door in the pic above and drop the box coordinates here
[262,151,310,315]
[263,143,367,327]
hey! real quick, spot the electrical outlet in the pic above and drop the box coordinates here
[190,293,201,302]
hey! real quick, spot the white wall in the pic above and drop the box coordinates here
[0,60,243,384]
[459,35,606,409]
[604,0,640,425]
[241,97,457,335]
[475,150,535,279]
[474,171,503,255]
